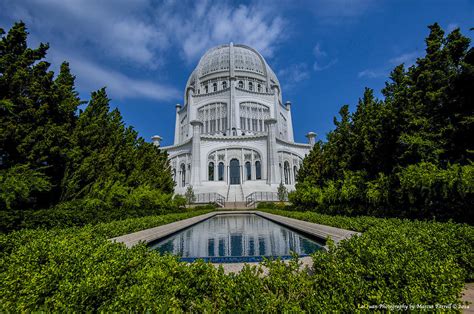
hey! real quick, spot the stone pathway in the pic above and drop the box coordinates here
[463,283,474,313]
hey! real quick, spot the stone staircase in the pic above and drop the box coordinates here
[226,184,244,202]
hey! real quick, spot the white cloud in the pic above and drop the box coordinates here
[0,0,285,100]
[4,0,166,67]
[389,51,420,66]
[447,23,459,32]
[313,43,328,57]
[306,0,376,24]
[312,42,338,71]
[357,69,384,79]
[313,58,338,71]
[153,1,286,62]
[3,0,286,65]
[279,63,310,83]
[50,51,180,101]
[359,50,422,79]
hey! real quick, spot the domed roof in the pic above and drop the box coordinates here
[186,43,280,91]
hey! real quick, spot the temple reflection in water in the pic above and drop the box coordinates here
[150,214,322,259]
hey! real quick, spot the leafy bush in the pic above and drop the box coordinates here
[0,192,188,233]
[256,202,288,210]
[185,185,195,204]
[260,208,474,282]
[0,165,51,210]
[0,210,471,311]
[277,182,288,201]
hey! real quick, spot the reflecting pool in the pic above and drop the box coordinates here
[149,214,324,262]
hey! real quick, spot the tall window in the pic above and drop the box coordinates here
[256,161,261,180]
[180,164,186,187]
[213,82,217,92]
[222,81,227,89]
[238,81,244,88]
[208,162,214,181]
[257,84,261,92]
[284,161,290,184]
[293,166,298,182]
[248,82,253,91]
[205,85,208,93]
[218,162,224,181]
[279,163,282,183]
[245,161,251,180]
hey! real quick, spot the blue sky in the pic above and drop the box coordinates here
[1,0,473,146]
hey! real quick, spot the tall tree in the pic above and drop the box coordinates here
[0,22,80,208]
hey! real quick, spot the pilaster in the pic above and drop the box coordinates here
[265,118,280,184]
[190,120,203,186]
[285,101,294,142]
[174,104,181,144]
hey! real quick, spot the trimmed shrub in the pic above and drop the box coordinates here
[0,209,471,311]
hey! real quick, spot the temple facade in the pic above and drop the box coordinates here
[155,43,315,202]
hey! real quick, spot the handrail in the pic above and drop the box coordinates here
[193,192,226,207]
[245,191,287,207]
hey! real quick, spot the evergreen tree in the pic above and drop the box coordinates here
[292,23,474,223]
[61,88,174,201]
[0,22,175,215]
[0,22,80,208]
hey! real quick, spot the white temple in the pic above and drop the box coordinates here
[155,43,315,202]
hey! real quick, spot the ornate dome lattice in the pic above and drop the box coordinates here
[185,43,280,94]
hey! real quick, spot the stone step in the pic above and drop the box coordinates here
[223,201,248,209]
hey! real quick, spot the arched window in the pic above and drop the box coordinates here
[180,163,186,187]
[218,162,224,181]
[213,82,217,92]
[255,161,261,180]
[284,161,290,184]
[238,81,244,88]
[222,81,227,89]
[257,84,261,92]
[248,82,253,91]
[294,166,298,182]
[205,85,208,93]
[245,161,251,180]
[209,162,214,181]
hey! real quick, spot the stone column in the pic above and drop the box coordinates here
[306,132,317,146]
[285,101,294,142]
[151,135,162,147]
[270,85,279,120]
[187,87,195,140]
[251,156,256,181]
[229,42,235,134]
[190,120,203,186]
[265,119,280,184]
[174,104,181,144]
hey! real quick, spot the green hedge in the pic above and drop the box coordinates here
[1,209,472,311]
[0,194,188,233]
[261,209,474,282]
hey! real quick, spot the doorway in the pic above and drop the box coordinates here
[229,159,240,184]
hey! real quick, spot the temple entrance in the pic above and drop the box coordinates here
[229,159,240,184]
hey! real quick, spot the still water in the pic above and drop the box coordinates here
[149,214,323,262]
